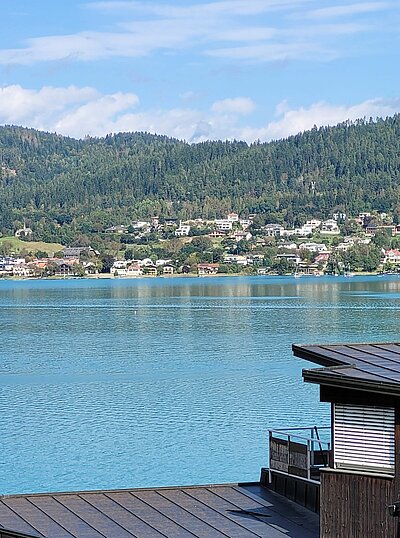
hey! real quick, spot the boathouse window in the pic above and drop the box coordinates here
[333,403,395,474]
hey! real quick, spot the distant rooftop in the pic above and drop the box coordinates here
[0,483,318,538]
[293,342,400,395]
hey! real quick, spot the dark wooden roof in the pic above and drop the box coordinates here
[293,342,400,395]
[0,483,318,538]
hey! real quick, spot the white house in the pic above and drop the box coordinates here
[175,223,191,236]
[215,219,233,231]
[232,230,252,242]
[306,219,322,229]
[278,242,298,250]
[321,219,340,234]
[240,219,252,229]
[223,254,248,265]
[138,258,154,267]
[383,249,400,265]
[299,242,328,253]
[163,264,175,275]
[111,260,128,270]
[12,263,34,277]
[264,224,284,237]
[276,253,301,265]
[227,212,239,222]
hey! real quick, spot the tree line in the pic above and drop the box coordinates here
[0,115,399,244]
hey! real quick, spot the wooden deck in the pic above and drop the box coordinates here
[0,483,318,538]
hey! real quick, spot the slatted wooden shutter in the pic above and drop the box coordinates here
[334,403,395,473]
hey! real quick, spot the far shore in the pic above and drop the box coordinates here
[0,271,384,282]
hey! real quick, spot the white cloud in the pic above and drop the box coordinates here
[87,0,306,17]
[0,0,391,65]
[54,92,140,136]
[306,2,392,20]
[240,98,400,141]
[212,97,256,115]
[0,85,139,136]
[208,42,336,62]
[0,85,99,127]
[0,84,399,143]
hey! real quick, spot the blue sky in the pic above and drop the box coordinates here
[0,0,399,142]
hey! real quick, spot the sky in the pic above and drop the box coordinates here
[0,0,399,143]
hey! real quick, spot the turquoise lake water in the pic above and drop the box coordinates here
[1,274,400,495]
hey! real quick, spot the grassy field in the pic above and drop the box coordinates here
[0,236,63,255]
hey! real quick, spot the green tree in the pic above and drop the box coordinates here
[99,254,114,273]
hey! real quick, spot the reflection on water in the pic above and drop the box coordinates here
[1,275,400,494]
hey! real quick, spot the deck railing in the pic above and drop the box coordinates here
[268,426,331,483]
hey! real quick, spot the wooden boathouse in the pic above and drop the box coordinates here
[263,342,400,538]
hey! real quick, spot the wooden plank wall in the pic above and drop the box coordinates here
[320,470,395,537]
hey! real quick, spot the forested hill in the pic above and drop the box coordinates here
[0,115,399,237]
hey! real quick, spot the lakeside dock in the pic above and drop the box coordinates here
[0,482,318,538]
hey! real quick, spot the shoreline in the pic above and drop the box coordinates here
[0,271,383,282]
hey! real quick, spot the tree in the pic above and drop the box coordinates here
[99,254,114,273]
[190,236,213,251]
[372,230,392,249]
[345,244,381,272]
[35,250,48,259]
[0,241,13,255]
[73,263,85,277]
[124,249,134,260]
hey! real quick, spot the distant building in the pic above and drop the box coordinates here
[223,254,248,265]
[321,219,340,234]
[143,264,157,276]
[299,242,328,253]
[278,242,298,250]
[15,223,33,238]
[110,260,127,275]
[333,212,347,222]
[105,225,128,234]
[365,224,397,237]
[215,219,233,231]
[264,224,285,237]
[227,212,239,222]
[209,230,227,237]
[163,264,175,275]
[131,221,149,230]
[63,246,99,258]
[383,249,400,264]
[12,263,34,277]
[175,222,191,236]
[240,219,251,229]
[232,230,252,242]
[138,258,153,267]
[126,264,143,277]
[275,253,301,265]
[197,263,219,275]
[314,252,330,265]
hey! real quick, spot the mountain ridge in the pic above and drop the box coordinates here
[0,116,399,241]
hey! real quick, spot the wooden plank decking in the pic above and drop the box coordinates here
[0,483,318,538]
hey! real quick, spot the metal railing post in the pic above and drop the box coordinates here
[310,427,315,467]
[268,430,272,483]
[266,426,331,481]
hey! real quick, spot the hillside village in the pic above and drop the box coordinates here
[1,210,400,279]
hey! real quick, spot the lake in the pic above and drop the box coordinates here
[1,274,400,495]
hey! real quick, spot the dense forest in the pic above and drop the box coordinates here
[0,115,399,244]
